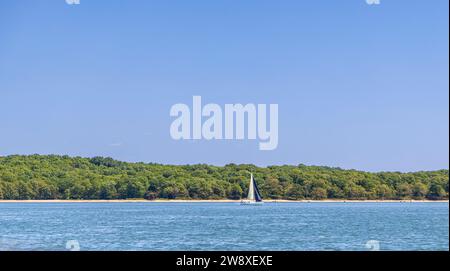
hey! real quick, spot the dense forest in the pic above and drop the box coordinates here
[0,155,448,200]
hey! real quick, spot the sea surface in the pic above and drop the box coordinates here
[0,202,448,251]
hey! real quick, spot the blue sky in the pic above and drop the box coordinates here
[0,0,448,172]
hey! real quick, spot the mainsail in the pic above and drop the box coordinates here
[247,174,263,202]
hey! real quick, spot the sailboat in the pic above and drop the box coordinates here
[241,174,263,205]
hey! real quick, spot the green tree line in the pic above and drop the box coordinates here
[0,155,448,200]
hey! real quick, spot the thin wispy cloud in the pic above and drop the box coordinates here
[109,142,123,147]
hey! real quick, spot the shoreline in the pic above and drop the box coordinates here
[0,199,448,203]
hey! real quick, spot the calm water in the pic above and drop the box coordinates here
[0,202,448,251]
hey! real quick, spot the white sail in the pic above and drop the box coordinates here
[247,174,255,201]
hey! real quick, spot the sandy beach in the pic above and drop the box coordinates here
[0,199,448,203]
